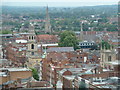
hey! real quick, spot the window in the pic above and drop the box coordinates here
[31,52,34,55]
[108,56,111,61]
[31,44,34,49]
[32,36,34,40]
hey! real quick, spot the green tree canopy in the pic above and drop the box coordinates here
[30,68,39,81]
[58,30,79,50]
[0,30,12,34]
[100,40,111,50]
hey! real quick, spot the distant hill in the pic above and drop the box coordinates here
[2,5,117,19]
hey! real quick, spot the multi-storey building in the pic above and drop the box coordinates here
[0,68,32,89]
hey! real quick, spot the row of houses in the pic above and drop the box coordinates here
[0,24,119,89]
[41,46,120,89]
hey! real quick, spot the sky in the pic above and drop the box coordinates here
[2,0,120,7]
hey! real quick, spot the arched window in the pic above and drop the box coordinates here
[31,44,34,49]
[32,36,34,40]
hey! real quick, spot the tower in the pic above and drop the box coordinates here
[26,23,42,68]
[27,23,38,57]
[45,6,51,34]
[100,45,116,69]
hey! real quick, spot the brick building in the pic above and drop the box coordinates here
[58,63,119,90]
[41,47,101,88]
[5,42,27,67]
[0,68,32,89]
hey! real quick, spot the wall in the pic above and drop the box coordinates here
[9,71,32,81]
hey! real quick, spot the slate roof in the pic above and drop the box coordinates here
[59,64,99,76]
[47,47,74,52]
[83,35,99,42]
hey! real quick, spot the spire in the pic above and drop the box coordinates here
[80,21,83,41]
[45,5,51,34]
[81,22,83,32]
[29,23,36,35]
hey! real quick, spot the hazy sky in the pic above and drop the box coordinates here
[2,0,119,7]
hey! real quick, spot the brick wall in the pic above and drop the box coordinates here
[9,71,32,81]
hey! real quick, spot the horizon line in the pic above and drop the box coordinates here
[2,1,118,7]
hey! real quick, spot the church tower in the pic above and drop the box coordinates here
[26,23,42,69]
[100,44,116,69]
[27,23,38,57]
[45,6,51,34]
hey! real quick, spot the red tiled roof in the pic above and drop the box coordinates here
[37,34,58,43]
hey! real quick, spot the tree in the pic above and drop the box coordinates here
[0,30,12,34]
[58,31,79,50]
[30,68,39,81]
[100,40,111,50]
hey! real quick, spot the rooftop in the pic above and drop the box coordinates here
[47,47,74,52]
[92,77,119,88]
[16,39,27,43]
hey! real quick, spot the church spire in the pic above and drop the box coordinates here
[45,5,51,34]
[80,21,83,41]
[29,23,36,35]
